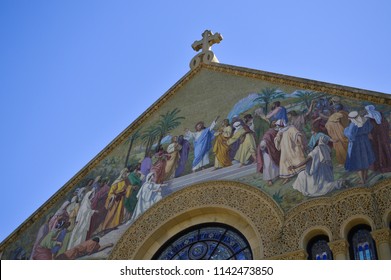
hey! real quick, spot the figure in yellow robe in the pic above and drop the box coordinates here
[164,136,182,180]
[213,119,232,169]
[227,121,257,167]
[325,104,349,165]
[101,168,130,231]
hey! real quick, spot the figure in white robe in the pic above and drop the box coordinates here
[130,172,167,223]
[256,127,281,185]
[261,144,279,182]
[274,120,306,184]
[67,190,96,250]
[291,136,343,197]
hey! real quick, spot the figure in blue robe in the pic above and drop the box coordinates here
[344,114,375,184]
[185,120,217,172]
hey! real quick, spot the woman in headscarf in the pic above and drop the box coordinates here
[290,136,344,197]
[344,111,375,184]
[364,105,391,173]
[130,172,166,223]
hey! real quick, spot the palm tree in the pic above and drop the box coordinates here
[124,129,141,167]
[141,124,161,157]
[295,90,321,109]
[253,87,285,114]
[155,108,185,149]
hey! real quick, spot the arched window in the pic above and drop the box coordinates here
[153,223,252,260]
[306,235,333,260]
[348,224,378,260]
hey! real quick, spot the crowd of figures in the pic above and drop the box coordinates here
[24,95,391,260]
[28,165,170,259]
[256,100,391,196]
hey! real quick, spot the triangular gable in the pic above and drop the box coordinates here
[1,62,390,260]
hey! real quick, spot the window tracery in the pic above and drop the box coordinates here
[348,225,378,260]
[306,235,333,260]
[154,223,252,260]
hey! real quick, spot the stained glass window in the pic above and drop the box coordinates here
[153,223,252,260]
[348,225,378,260]
[306,235,333,260]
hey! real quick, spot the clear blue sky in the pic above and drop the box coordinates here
[0,0,390,243]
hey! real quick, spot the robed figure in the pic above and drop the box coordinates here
[344,111,375,184]
[291,135,343,197]
[227,121,257,167]
[213,119,232,169]
[274,119,306,183]
[101,168,130,231]
[185,119,217,172]
[67,190,95,250]
[256,128,280,185]
[175,135,190,177]
[130,172,166,222]
[364,105,391,173]
[325,104,349,165]
[164,136,182,180]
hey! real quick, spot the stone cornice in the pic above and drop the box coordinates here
[204,63,390,103]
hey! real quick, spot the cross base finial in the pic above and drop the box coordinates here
[190,30,223,69]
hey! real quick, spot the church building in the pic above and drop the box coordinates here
[1,30,390,260]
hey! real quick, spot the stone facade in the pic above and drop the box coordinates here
[1,60,390,260]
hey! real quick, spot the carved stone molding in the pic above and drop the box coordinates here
[268,249,307,260]
[109,181,284,259]
[108,180,391,260]
[280,184,391,254]
[373,179,391,228]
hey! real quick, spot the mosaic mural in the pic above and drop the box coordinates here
[2,67,391,260]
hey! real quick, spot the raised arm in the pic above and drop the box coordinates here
[305,100,317,119]
[266,107,280,119]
